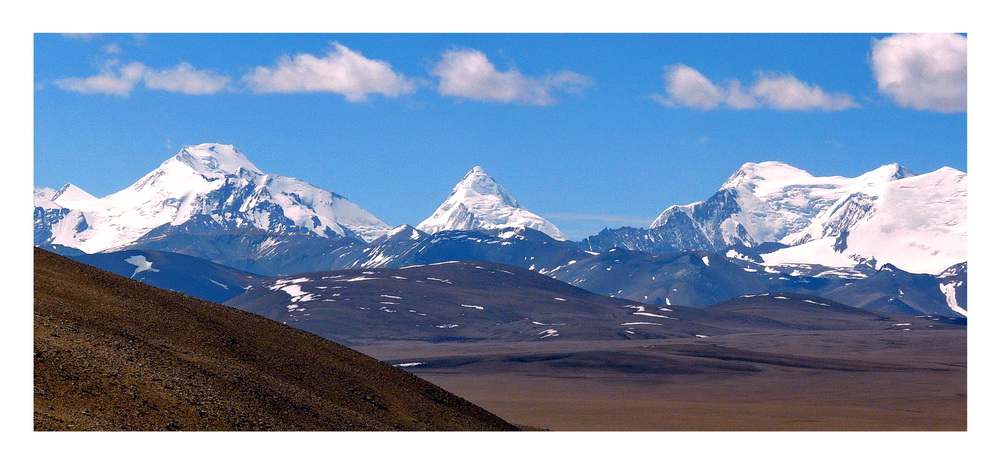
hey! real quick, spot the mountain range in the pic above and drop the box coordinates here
[35,143,968,318]
[226,260,958,346]
[585,161,966,275]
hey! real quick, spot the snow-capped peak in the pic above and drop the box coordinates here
[416,166,567,241]
[52,183,97,204]
[380,224,427,242]
[646,160,965,275]
[164,143,263,180]
[858,163,916,183]
[453,166,523,208]
[721,161,812,190]
[35,143,392,253]
[46,183,106,211]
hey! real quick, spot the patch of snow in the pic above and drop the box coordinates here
[124,255,159,278]
[632,312,677,320]
[394,362,424,367]
[337,276,381,282]
[939,282,967,316]
[537,329,559,338]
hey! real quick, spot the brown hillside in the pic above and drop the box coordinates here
[33,248,517,431]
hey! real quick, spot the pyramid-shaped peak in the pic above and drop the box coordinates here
[450,166,522,208]
[416,166,566,240]
[169,143,263,178]
[53,183,97,203]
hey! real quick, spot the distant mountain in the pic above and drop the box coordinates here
[110,215,365,277]
[339,227,588,273]
[71,249,264,303]
[936,262,968,316]
[36,152,967,318]
[540,247,964,318]
[226,260,957,346]
[541,248,841,308]
[417,166,566,240]
[34,143,392,253]
[586,162,966,275]
[34,248,517,431]
[821,263,967,318]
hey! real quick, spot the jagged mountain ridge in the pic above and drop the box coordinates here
[36,149,967,315]
[587,161,966,275]
[34,143,393,253]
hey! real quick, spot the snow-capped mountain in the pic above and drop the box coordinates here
[34,143,392,253]
[416,166,567,240]
[589,161,966,275]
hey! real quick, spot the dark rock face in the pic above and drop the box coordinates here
[581,188,756,255]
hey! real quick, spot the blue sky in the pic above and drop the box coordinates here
[34,33,967,239]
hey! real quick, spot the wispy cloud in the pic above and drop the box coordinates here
[54,60,231,96]
[242,42,417,101]
[144,63,231,94]
[871,33,966,113]
[655,64,858,111]
[432,48,592,105]
[54,61,148,96]
[102,43,122,55]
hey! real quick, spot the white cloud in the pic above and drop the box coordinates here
[144,63,231,95]
[54,61,230,96]
[432,48,592,105]
[659,64,722,109]
[54,61,147,96]
[750,72,859,111]
[243,43,416,101]
[102,43,123,55]
[657,64,858,111]
[871,33,966,113]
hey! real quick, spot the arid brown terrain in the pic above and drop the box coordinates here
[361,329,966,431]
[33,248,517,431]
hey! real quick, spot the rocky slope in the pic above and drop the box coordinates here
[33,248,516,431]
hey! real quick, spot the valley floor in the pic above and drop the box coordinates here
[358,330,966,431]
